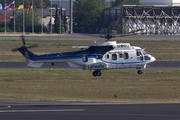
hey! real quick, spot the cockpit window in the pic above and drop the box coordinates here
[136,50,142,56]
[136,52,140,56]
[142,50,147,55]
[144,56,150,60]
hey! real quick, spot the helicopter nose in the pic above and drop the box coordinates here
[151,56,156,62]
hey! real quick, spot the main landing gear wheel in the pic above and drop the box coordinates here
[137,70,142,74]
[93,70,101,77]
[93,71,97,76]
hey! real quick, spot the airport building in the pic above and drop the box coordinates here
[140,0,180,6]
[103,0,180,34]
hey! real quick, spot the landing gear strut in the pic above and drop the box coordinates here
[50,63,54,70]
[93,70,101,77]
[137,70,142,74]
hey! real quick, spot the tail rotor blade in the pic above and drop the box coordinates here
[12,48,19,52]
[27,44,38,49]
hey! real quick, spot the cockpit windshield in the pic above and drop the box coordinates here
[136,49,151,61]
[144,56,151,60]
[136,49,142,56]
[142,50,147,55]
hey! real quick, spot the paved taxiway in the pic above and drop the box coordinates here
[0,100,179,120]
[0,61,180,71]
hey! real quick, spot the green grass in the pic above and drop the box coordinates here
[0,70,179,102]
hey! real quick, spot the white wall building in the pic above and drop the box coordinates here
[140,0,180,6]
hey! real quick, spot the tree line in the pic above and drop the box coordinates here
[73,0,141,34]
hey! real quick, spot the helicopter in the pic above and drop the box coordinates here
[12,31,155,77]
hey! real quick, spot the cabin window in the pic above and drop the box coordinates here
[107,54,109,59]
[124,53,129,59]
[82,56,88,62]
[96,55,100,59]
[119,53,123,58]
[112,54,117,60]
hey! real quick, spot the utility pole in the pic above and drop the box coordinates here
[41,0,43,34]
[69,0,73,34]
[14,0,15,34]
[59,0,61,34]
[23,0,25,35]
[51,0,52,34]
[32,0,34,35]
[4,0,6,35]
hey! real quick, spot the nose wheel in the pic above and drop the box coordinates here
[93,70,101,77]
[137,70,143,74]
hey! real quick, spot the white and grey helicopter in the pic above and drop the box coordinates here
[12,32,155,77]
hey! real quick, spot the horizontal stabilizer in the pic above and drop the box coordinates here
[72,46,89,49]
[67,62,82,68]
[26,63,44,68]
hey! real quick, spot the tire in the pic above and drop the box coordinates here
[93,71,97,77]
[97,71,101,76]
[138,70,142,74]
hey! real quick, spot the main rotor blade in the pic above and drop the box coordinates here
[115,33,137,37]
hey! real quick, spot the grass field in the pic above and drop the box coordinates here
[0,39,180,61]
[0,70,179,102]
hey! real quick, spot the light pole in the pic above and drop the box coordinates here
[59,0,61,34]
[69,0,73,34]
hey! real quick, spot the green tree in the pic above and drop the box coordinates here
[0,22,12,32]
[9,10,42,33]
[54,6,60,33]
[111,0,141,7]
[47,18,52,32]
[108,21,127,34]
[63,11,68,32]
[73,0,107,32]
[54,6,64,33]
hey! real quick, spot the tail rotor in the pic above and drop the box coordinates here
[12,35,38,60]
